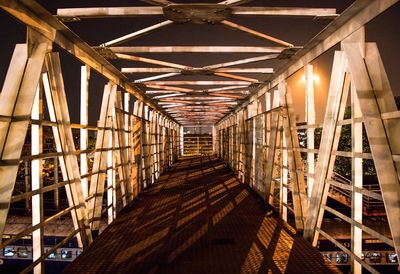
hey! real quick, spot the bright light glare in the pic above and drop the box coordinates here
[300,74,319,83]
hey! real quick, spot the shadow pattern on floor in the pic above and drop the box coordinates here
[63,156,340,274]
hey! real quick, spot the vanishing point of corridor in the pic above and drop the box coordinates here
[64,156,339,274]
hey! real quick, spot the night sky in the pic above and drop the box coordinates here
[0,0,399,125]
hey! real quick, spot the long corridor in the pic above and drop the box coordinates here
[63,156,339,274]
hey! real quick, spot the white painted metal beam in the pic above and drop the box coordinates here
[31,86,43,274]
[205,54,279,70]
[231,7,337,17]
[144,80,253,85]
[221,20,294,47]
[57,7,164,18]
[111,46,285,53]
[219,0,399,126]
[141,0,173,7]
[219,0,253,6]
[0,0,175,121]
[134,72,181,83]
[122,67,274,74]
[0,43,48,240]
[57,6,336,19]
[80,66,89,199]
[100,20,173,47]
[116,53,190,70]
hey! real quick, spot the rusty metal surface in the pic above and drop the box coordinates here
[64,156,339,274]
[163,4,231,24]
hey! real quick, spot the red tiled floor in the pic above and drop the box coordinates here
[63,156,340,274]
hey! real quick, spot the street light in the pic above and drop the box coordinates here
[300,73,319,83]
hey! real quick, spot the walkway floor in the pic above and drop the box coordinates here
[64,156,340,274]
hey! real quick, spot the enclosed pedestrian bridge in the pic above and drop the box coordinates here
[0,0,399,273]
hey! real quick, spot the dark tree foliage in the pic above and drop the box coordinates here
[298,106,376,179]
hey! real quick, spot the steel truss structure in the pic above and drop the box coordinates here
[216,27,400,274]
[0,0,399,273]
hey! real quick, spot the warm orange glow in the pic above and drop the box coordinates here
[300,74,319,83]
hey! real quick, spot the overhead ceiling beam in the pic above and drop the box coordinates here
[134,72,180,83]
[207,89,250,94]
[172,113,225,117]
[158,95,240,100]
[163,106,231,110]
[143,80,253,85]
[172,109,232,112]
[140,0,173,7]
[144,84,193,92]
[158,97,237,101]
[219,0,254,6]
[205,54,279,70]
[0,0,175,122]
[169,110,228,113]
[231,7,337,17]
[135,72,258,84]
[116,53,190,70]
[162,103,233,107]
[209,93,246,99]
[213,72,259,82]
[269,0,398,88]
[123,67,180,73]
[156,90,249,96]
[206,101,238,105]
[206,85,248,92]
[57,7,164,18]
[214,68,273,73]
[170,114,229,117]
[221,20,294,47]
[174,118,224,122]
[122,67,274,74]
[57,6,337,19]
[146,90,185,95]
[219,0,399,125]
[181,124,215,127]
[153,93,183,99]
[110,46,285,53]
[176,116,223,119]
[100,20,173,47]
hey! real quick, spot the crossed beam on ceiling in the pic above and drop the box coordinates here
[57,0,337,122]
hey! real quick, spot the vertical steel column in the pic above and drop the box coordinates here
[281,131,288,222]
[305,64,315,199]
[344,42,400,267]
[281,82,308,231]
[43,54,93,246]
[264,89,280,204]
[80,65,90,199]
[24,161,30,212]
[0,42,48,238]
[31,86,43,274]
[179,126,184,157]
[304,51,348,241]
[212,126,217,155]
[351,81,363,274]
[113,91,128,207]
[87,84,116,231]
[54,156,59,210]
[108,121,116,221]
[124,92,130,152]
